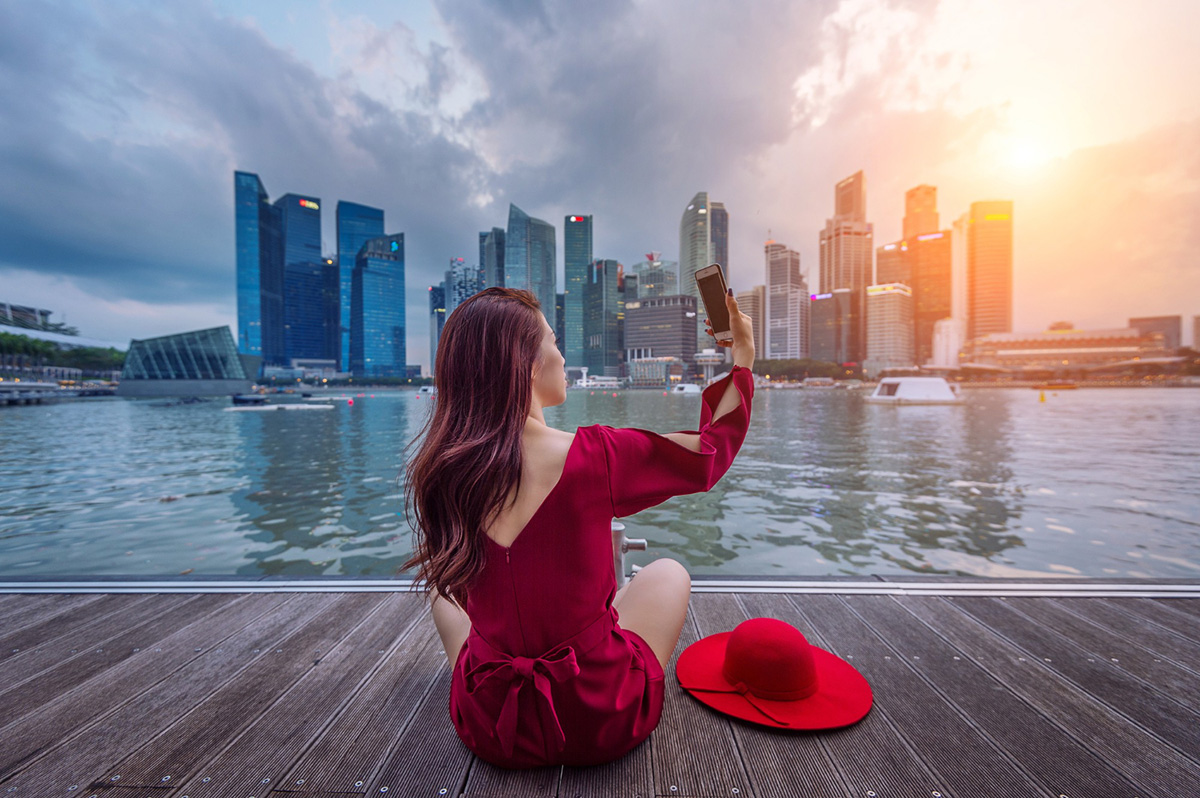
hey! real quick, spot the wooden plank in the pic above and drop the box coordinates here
[1054,597,1200,670]
[644,599,750,798]
[792,594,1022,798]
[2,593,335,790]
[850,595,1149,797]
[463,757,560,796]
[165,594,426,798]
[90,593,388,788]
[0,593,105,635]
[689,592,849,798]
[951,597,1200,760]
[0,595,158,667]
[0,593,230,718]
[1117,598,1200,642]
[367,668,475,798]
[0,592,272,778]
[1016,597,1200,705]
[904,596,1200,798]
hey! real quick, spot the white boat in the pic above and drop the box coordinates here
[576,376,623,389]
[417,385,437,396]
[224,404,336,412]
[669,383,702,395]
[865,376,964,405]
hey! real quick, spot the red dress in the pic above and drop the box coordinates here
[449,365,755,768]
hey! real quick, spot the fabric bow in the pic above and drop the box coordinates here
[465,646,582,758]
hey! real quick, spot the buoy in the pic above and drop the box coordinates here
[1039,390,1045,403]
[348,398,355,406]
[612,392,617,397]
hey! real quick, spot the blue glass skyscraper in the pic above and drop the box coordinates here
[337,202,385,371]
[351,234,406,377]
[275,194,323,363]
[235,171,285,367]
[564,214,592,368]
[505,204,556,326]
[481,227,505,287]
[584,259,623,378]
[284,258,339,361]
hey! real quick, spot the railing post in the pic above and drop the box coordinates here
[611,519,647,588]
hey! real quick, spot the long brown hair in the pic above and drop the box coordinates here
[400,287,546,608]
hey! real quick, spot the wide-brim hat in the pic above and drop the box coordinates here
[676,617,872,729]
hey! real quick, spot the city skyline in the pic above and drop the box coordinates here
[3,1,1199,371]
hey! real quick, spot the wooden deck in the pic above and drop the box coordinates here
[1,584,1198,798]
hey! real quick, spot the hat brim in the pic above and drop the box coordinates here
[676,631,873,730]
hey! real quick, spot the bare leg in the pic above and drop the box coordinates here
[431,591,472,665]
[611,558,691,673]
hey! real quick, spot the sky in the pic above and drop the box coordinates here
[2,0,1199,364]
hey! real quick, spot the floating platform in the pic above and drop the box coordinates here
[223,404,336,412]
[0,578,1197,797]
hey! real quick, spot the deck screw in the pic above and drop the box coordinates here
[203,777,211,783]
[1111,658,1119,662]
[134,648,140,652]
[438,790,446,795]
[357,782,365,788]
[953,656,960,661]
[68,787,77,792]
[161,776,170,782]
[111,776,120,782]
[1044,658,1051,662]
[1018,657,1026,662]
[933,792,943,797]
[733,790,741,795]
[380,787,388,793]
[261,778,270,784]
[868,792,877,797]
[670,788,677,793]
[297,780,305,785]
[194,648,201,652]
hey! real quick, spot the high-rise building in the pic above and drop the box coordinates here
[1129,316,1182,351]
[555,292,565,359]
[765,240,808,360]
[1193,315,1200,350]
[481,227,505,288]
[864,284,914,378]
[444,257,484,319]
[624,294,699,379]
[629,254,679,298]
[351,234,406,377]
[337,202,385,370]
[234,171,285,367]
[273,193,324,364]
[429,283,446,377]
[275,194,322,272]
[283,257,339,363]
[680,192,728,351]
[967,200,1014,341]
[710,202,729,287]
[819,171,873,293]
[583,259,624,378]
[903,185,939,240]
[736,285,766,362]
[623,272,639,302]
[931,318,966,368]
[810,289,862,366]
[951,212,969,324]
[505,204,556,327]
[876,241,910,286]
[564,215,592,368]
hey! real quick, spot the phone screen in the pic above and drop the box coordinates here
[697,265,731,334]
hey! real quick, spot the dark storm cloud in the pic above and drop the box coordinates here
[0,1,492,313]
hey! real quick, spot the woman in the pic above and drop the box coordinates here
[402,285,755,768]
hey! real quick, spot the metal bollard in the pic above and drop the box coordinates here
[611,520,647,588]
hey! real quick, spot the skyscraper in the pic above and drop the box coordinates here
[444,257,483,318]
[819,171,873,293]
[736,286,766,361]
[903,185,938,240]
[234,171,285,368]
[680,192,727,351]
[583,259,624,378]
[283,257,339,363]
[864,284,914,378]
[481,227,505,288]
[967,200,1014,341]
[564,215,592,368]
[274,193,324,364]
[710,202,729,285]
[505,204,556,326]
[765,240,808,359]
[629,254,679,298]
[429,283,446,376]
[351,234,406,377]
[337,202,385,370]
[810,289,862,367]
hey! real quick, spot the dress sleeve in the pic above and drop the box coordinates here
[597,365,754,518]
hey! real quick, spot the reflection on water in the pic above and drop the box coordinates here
[1,387,1198,579]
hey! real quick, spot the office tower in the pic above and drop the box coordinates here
[429,283,446,377]
[351,234,406,377]
[444,257,483,319]
[273,193,323,364]
[876,241,910,286]
[903,185,938,240]
[275,194,321,272]
[337,202,385,370]
[505,204,556,326]
[629,254,679,298]
[931,318,966,368]
[864,284,914,378]
[555,292,565,358]
[283,257,339,363]
[1129,316,1182,351]
[680,192,727,350]
[710,202,729,286]
[624,294,699,383]
[481,227,505,288]
[234,171,285,367]
[564,215,592,368]
[819,171,873,293]
[909,231,952,365]
[623,272,639,302]
[951,212,969,323]
[736,285,766,363]
[967,201,1014,340]
[583,259,624,378]
[765,240,809,359]
[810,289,862,366]
[1194,316,1200,350]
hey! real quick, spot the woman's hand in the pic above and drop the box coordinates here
[704,289,754,370]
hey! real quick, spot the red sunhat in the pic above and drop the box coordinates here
[676,617,872,729]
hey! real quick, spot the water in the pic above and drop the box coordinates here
[2,387,1198,579]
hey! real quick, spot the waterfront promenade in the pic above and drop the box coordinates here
[1,579,1198,797]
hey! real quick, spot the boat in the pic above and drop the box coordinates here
[669,383,702,395]
[417,385,437,396]
[224,404,336,412]
[231,394,268,406]
[864,377,964,405]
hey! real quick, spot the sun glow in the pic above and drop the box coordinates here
[1007,137,1053,170]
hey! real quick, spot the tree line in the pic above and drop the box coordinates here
[0,329,126,374]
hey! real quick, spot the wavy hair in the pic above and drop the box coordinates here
[400,287,546,608]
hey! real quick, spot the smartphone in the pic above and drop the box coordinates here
[695,263,733,343]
